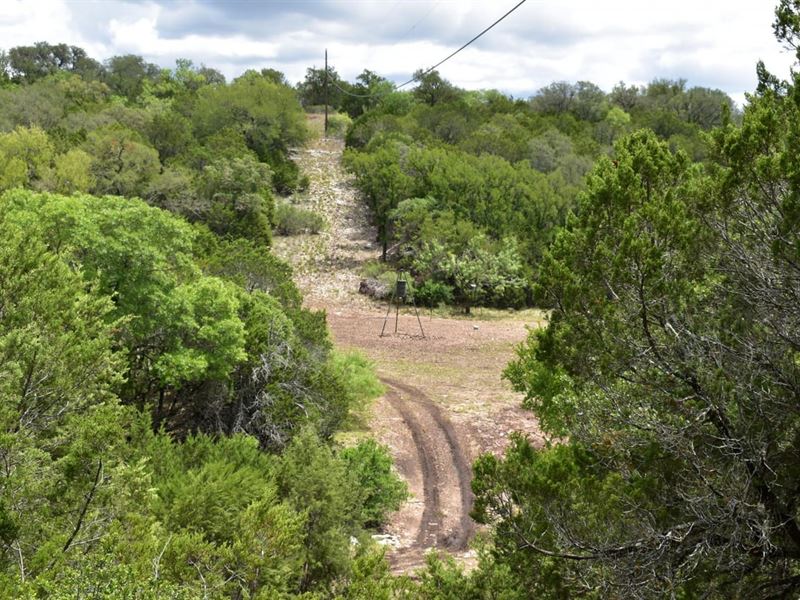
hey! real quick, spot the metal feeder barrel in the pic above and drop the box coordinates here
[396,279,407,300]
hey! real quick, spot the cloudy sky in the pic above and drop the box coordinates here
[1,0,796,105]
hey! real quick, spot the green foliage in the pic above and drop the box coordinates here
[474,90,800,594]
[412,70,462,106]
[327,112,353,138]
[274,427,363,590]
[199,155,274,245]
[84,124,161,196]
[144,165,199,217]
[346,141,550,307]
[0,210,135,585]
[413,280,454,308]
[0,46,311,248]
[297,65,344,109]
[0,185,407,597]
[269,152,305,194]
[274,199,326,235]
[340,439,408,528]
[0,125,53,190]
[340,70,395,118]
[0,190,348,452]
[6,42,102,84]
[147,108,193,161]
[413,237,528,312]
[413,549,527,600]
[0,45,421,599]
[342,67,736,313]
[48,147,94,193]
[105,54,161,100]
[204,236,303,308]
[192,70,307,185]
[329,350,385,422]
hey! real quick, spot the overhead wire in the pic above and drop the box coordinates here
[328,0,528,100]
[393,0,528,90]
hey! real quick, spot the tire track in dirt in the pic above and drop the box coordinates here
[382,377,474,567]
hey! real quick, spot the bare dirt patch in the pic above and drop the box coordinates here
[273,124,545,574]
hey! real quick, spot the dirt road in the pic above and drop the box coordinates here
[381,378,474,569]
[274,120,543,573]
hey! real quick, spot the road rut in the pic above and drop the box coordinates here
[381,378,474,570]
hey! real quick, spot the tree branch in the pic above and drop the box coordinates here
[62,459,103,553]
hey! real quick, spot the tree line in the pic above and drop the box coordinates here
[337,65,738,311]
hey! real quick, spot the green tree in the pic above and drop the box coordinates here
[344,141,417,260]
[0,50,10,85]
[192,72,307,191]
[274,428,362,591]
[340,69,394,118]
[7,42,103,84]
[48,148,94,193]
[412,69,460,106]
[297,65,343,108]
[530,81,576,114]
[609,80,640,112]
[0,125,53,191]
[204,237,302,308]
[340,440,408,528]
[483,111,800,595]
[199,156,274,245]
[0,204,134,584]
[682,86,735,129]
[105,54,160,101]
[144,166,201,218]
[147,109,193,162]
[84,125,160,196]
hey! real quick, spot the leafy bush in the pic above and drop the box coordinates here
[199,155,274,246]
[329,350,385,421]
[414,237,528,312]
[414,279,454,308]
[269,153,305,194]
[340,439,408,528]
[274,199,325,235]
[327,112,353,138]
[360,259,393,279]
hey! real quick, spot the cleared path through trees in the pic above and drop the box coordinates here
[274,117,543,574]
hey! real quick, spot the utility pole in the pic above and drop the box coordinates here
[324,49,328,135]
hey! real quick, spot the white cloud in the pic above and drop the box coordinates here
[0,0,88,50]
[0,0,796,104]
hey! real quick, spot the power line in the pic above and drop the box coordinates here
[330,78,376,98]
[394,0,528,90]
[327,0,528,100]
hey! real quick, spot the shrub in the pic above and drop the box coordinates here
[329,350,384,420]
[269,153,303,194]
[340,439,408,528]
[360,259,392,279]
[414,280,454,308]
[274,200,325,235]
[327,113,353,139]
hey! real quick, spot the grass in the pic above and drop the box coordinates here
[387,303,549,325]
[304,111,350,140]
